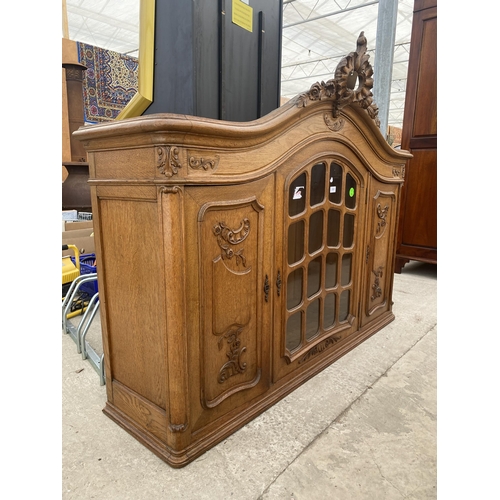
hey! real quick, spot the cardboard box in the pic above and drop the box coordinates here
[64,220,94,231]
[62,227,95,256]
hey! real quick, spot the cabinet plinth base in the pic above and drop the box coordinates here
[103,312,395,468]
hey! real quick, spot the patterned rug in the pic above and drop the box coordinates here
[77,42,138,123]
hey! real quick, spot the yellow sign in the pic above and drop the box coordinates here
[232,0,253,33]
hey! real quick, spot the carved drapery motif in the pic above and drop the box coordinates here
[157,146,182,177]
[215,323,248,383]
[295,32,380,127]
[213,218,250,267]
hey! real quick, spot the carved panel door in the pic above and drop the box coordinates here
[187,175,274,424]
[272,158,366,382]
[361,177,399,325]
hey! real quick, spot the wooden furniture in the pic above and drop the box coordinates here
[75,34,411,468]
[62,38,91,211]
[395,0,437,272]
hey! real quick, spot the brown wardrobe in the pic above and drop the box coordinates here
[395,0,437,272]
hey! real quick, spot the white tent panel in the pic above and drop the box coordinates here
[65,0,414,128]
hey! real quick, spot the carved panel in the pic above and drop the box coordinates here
[364,186,397,320]
[199,195,268,410]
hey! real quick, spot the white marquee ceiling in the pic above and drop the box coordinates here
[64,0,413,128]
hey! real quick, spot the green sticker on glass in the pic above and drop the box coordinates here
[349,187,355,197]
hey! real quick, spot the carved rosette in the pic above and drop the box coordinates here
[295,32,380,127]
[213,218,251,267]
[157,146,182,177]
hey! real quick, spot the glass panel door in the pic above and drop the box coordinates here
[284,160,358,356]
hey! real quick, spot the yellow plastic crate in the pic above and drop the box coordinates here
[62,256,80,284]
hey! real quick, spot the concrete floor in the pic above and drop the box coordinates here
[62,261,437,499]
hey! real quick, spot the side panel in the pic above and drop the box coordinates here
[97,190,167,409]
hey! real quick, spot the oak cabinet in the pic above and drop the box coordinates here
[75,34,410,468]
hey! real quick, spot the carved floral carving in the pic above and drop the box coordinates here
[324,114,345,131]
[295,32,380,127]
[157,146,182,177]
[189,155,220,171]
[371,266,384,300]
[213,218,250,267]
[376,204,389,235]
[215,322,248,383]
[298,334,342,364]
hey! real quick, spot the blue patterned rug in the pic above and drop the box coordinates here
[77,42,138,123]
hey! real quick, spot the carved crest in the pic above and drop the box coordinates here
[295,32,380,127]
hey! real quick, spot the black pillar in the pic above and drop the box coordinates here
[143,0,283,121]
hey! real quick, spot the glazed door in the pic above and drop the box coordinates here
[273,158,366,382]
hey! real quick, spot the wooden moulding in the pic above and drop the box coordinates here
[75,33,411,468]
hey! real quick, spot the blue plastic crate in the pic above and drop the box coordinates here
[71,253,99,296]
